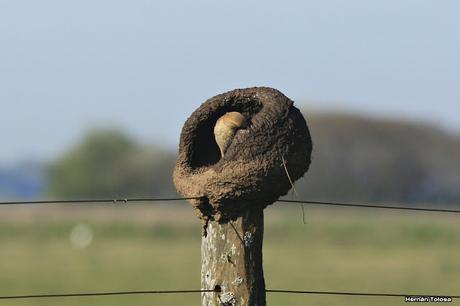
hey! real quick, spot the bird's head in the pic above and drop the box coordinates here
[214,112,247,157]
[219,112,247,130]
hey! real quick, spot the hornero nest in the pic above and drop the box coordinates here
[173,87,312,230]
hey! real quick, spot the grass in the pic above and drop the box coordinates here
[0,204,459,305]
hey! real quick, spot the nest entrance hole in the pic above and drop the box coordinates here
[189,98,263,169]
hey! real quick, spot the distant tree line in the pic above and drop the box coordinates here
[47,113,460,205]
[297,113,460,205]
[47,129,176,198]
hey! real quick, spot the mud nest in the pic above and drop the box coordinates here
[173,87,312,225]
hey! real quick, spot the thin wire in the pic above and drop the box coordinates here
[0,288,457,300]
[0,197,459,214]
[0,197,201,206]
[0,289,217,300]
[278,199,460,214]
[266,289,459,298]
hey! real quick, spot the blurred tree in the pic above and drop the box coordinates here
[47,129,177,198]
[289,112,460,205]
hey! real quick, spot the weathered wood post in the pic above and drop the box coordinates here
[173,87,312,306]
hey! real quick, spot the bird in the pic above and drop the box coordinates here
[214,111,247,157]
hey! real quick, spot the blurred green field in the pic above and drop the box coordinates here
[0,204,459,306]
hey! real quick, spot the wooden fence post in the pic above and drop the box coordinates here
[201,207,265,306]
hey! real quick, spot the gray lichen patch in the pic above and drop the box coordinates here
[243,231,253,247]
[220,292,237,306]
[232,276,244,287]
[231,244,237,255]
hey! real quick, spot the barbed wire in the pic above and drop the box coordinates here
[0,288,457,301]
[0,197,459,214]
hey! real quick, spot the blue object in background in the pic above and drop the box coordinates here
[0,163,46,199]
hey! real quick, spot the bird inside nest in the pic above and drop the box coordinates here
[214,112,247,157]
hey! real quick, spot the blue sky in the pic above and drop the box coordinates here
[1,0,459,163]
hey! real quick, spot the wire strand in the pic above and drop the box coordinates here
[266,289,459,298]
[0,288,457,300]
[277,199,460,214]
[0,197,459,214]
[0,197,200,206]
[0,289,217,300]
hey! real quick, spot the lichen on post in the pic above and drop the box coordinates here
[173,87,312,306]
